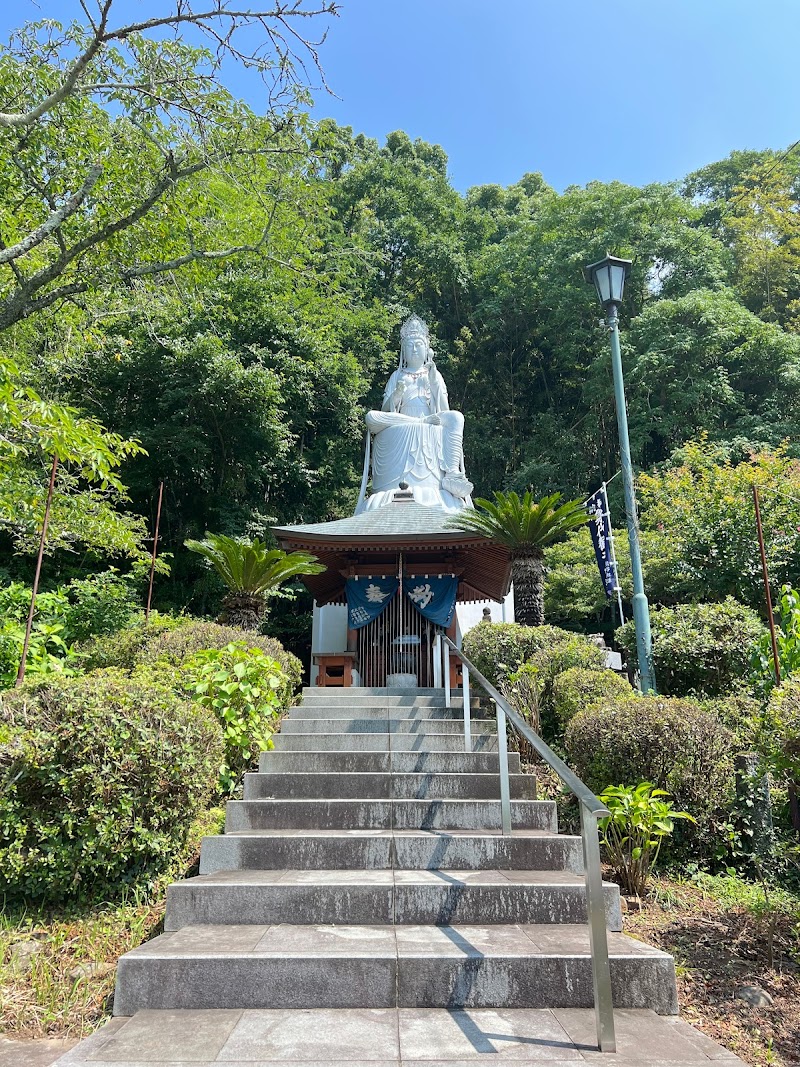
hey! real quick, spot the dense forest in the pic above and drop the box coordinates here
[2,6,800,639]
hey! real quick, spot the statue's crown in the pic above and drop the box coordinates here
[400,314,429,344]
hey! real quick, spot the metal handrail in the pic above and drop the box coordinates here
[442,634,616,1054]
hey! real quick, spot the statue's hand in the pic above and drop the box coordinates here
[391,380,406,406]
[424,413,441,425]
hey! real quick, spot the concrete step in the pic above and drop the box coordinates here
[257,750,522,774]
[279,717,497,734]
[287,705,469,720]
[242,771,536,801]
[301,688,463,706]
[56,1007,749,1066]
[225,798,556,832]
[270,732,498,752]
[163,870,621,930]
[114,923,675,1015]
[199,830,583,875]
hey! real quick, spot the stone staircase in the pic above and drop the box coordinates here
[56,687,747,1066]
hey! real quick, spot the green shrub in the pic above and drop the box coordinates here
[0,583,73,687]
[616,598,765,698]
[76,612,183,671]
[139,620,302,708]
[531,638,606,687]
[179,643,286,793]
[701,692,762,750]
[751,585,800,696]
[62,570,140,643]
[526,638,608,739]
[761,677,800,781]
[564,695,734,851]
[599,783,694,896]
[0,669,223,903]
[461,622,577,689]
[551,666,636,728]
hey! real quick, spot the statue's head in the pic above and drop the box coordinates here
[399,314,433,371]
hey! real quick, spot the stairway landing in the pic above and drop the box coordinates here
[54,1006,745,1065]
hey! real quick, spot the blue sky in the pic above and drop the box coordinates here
[2,0,798,192]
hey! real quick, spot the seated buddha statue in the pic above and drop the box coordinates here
[355,314,474,513]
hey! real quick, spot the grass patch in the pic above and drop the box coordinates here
[0,806,224,1038]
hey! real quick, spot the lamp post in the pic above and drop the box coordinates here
[584,254,656,694]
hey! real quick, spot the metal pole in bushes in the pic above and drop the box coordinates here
[146,480,164,622]
[16,453,58,688]
[752,485,780,686]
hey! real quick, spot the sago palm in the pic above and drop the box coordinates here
[450,491,587,626]
[186,533,324,631]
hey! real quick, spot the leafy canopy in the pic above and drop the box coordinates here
[0,355,147,557]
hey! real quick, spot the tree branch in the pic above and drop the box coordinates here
[0,2,112,128]
[0,1,338,128]
[0,164,103,265]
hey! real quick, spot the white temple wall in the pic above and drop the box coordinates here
[455,586,515,638]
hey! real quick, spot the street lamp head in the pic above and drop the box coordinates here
[584,254,632,310]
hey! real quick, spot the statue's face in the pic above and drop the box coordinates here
[402,335,428,371]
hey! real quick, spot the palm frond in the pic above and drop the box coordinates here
[448,490,587,552]
[186,533,324,596]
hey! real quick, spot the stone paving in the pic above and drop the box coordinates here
[0,1037,76,1067]
[54,1007,746,1065]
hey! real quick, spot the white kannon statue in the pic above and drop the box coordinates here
[356,314,474,513]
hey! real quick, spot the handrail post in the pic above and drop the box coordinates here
[432,633,442,689]
[444,640,451,709]
[494,699,512,835]
[462,664,472,753]
[580,804,616,1053]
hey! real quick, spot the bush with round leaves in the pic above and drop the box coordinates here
[179,642,286,794]
[0,669,223,903]
[551,666,636,728]
[564,695,734,852]
[139,620,302,707]
[616,598,765,698]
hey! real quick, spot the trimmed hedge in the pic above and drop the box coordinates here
[0,669,223,903]
[616,598,765,698]
[551,666,635,728]
[80,618,303,711]
[77,612,183,670]
[462,622,580,689]
[564,695,733,847]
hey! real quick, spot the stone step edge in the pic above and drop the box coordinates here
[212,829,573,838]
[120,923,663,954]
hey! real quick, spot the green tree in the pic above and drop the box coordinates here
[450,491,587,625]
[0,355,145,557]
[626,288,800,466]
[727,160,800,327]
[0,1,335,331]
[448,178,730,495]
[185,533,323,630]
[637,438,800,608]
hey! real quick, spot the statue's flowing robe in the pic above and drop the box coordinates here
[356,364,471,514]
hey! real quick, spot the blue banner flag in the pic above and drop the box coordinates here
[586,487,619,599]
[402,575,458,629]
[346,576,398,630]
